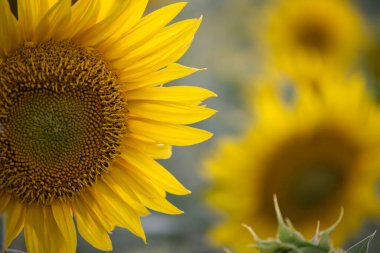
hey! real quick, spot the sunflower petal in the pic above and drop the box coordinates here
[78,192,115,232]
[139,193,183,215]
[103,2,187,60]
[113,18,201,76]
[64,0,100,39]
[103,173,150,215]
[90,180,147,242]
[121,64,200,90]
[74,198,113,251]
[43,207,73,253]
[24,206,45,253]
[18,0,57,41]
[33,0,72,42]
[52,204,77,253]
[4,201,25,251]
[128,118,213,146]
[112,158,166,198]
[123,136,172,159]
[126,85,217,104]
[75,0,147,47]
[112,18,199,70]
[129,100,216,124]
[121,147,191,195]
[0,0,21,56]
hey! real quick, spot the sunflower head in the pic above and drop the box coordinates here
[260,0,367,81]
[0,1,215,252]
[205,74,380,253]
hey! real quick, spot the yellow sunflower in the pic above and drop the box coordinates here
[0,1,216,252]
[205,76,380,253]
[261,0,367,82]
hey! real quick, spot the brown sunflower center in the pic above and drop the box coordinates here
[287,162,344,209]
[294,19,334,53]
[0,40,126,205]
[260,128,358,225]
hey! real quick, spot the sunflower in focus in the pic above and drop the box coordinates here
[205,76,380,253]
[261,0,366,82]
[0,1,215,252]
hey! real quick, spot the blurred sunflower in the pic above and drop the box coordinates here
[0,1,215,252]
[261,0,367,83]
[205,76,380,253]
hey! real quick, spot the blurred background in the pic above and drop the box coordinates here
[6,0,380,252]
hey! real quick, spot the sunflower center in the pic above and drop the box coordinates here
[288,163,344,209]
[295,19,333,53]
[0,40,126,205]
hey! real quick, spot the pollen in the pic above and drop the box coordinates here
[0,40,127,205]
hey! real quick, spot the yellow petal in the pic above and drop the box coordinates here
[126,85,217,104]
[103,2,187,60]
[0,0,21,55]
[18,0,57,41]
[97,0,117,21]
[121,64,200,90]
[90,180,147,242]
[74,198,113,251]
[128,118,213,146]
[117,17,201,80]
[113,18,201,75]
[123,136,172,159]
[128,100,217,124]
[110,159,182,214]
[33,0,72,42]
[24,205,45,253]
[78,192,115,232]
[102,173,150,215]
[43,207,72,253]
[4,201,25,251]
[120,147,191,195]
[112,158,166,198]
[138,193,183,215]
[75,0,147,47]
[112,18,199,70]
[52,203,77,253]
[65,0,100,39]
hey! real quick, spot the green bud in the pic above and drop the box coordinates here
[243,196,375,253]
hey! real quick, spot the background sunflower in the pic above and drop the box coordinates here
[4,0,380,253]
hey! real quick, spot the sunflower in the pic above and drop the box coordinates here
[0,1,216,252]
[260,0,367,82]
[205,76,380,253]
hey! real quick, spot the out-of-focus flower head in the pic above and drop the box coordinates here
[205,74,380,253]
[259,0,368,83]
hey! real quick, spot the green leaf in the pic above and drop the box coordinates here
[345,231,376,253]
